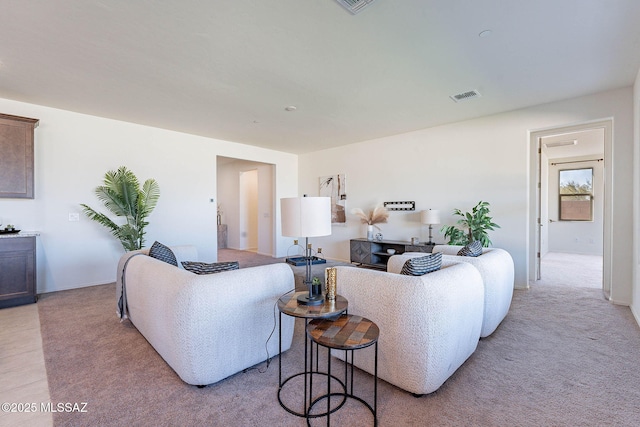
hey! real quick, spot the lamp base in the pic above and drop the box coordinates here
[297,293,324,306]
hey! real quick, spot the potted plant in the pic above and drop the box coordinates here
[312,277,322,295]
[441,201,500,247]
[81,166,160,251]
[351,206,390,240]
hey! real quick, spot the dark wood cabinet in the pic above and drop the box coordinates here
[350,238,434,269]
[0,236,37,308]
[0,113,39,199]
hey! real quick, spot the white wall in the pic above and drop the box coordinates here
[0,98,297,293]
[299,87,634,303]
[546,155,604,255]
[632,68,640,324]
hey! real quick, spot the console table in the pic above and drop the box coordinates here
[350,238,435,269]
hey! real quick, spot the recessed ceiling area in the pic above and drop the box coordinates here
[0,1,639,154]
[541,129,605,159]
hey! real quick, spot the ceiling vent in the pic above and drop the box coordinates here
[335,0,377,14]
[450,90,482,103]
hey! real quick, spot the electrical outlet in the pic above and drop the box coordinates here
[69,213,80,222]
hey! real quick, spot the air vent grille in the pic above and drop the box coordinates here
[450,90,482,103]
[335,0,377,14]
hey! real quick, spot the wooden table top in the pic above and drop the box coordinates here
[277,291,348,319]
[306,314,379,350]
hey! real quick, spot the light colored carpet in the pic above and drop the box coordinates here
[535,252,603,289]
[37,252,640,426]
[218,248,352,291]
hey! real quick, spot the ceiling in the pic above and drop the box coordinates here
[541,129,604,160]
[1,1,639,154]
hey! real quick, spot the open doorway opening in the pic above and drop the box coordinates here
[217,156,275,256]
[529,120,612,297]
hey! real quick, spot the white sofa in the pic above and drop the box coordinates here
[390,245,514,337]
[116,245,295,386]
[332,261,484,395]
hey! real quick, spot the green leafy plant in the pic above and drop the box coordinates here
[81,166,160,251]
[441,201,500,247]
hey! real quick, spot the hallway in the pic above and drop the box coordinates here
[535,252,602,289]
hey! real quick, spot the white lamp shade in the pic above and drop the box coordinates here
[281,197,332,238]
[421,209,440,225]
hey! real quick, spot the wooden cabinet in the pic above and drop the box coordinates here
[350,238,434,269]
[0,113,39,199]
[0,236,37,308]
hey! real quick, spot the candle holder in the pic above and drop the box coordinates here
[325,267,337,300]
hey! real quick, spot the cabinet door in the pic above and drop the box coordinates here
[350,240,373,264]
[0,114,39,199]
[405,244,433,253]
[0,237,36,308]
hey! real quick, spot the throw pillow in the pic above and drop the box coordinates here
[400,252,442,276]
[148,241,178,266]
[182,261,240,275]
[457,240,483,257]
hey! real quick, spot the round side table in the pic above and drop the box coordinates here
[277,292,348,419]
[306,314,379,426]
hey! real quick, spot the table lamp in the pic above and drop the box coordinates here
[421,209,440,245]
[281,195,332,305]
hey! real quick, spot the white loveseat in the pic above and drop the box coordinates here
[389,245,514,337]
[332,261,484,395]
[116,245,295,386]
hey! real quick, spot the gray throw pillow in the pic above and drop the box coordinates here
[457,240,483,257]
[400,252,442,276]
[182,261,240,275]
[148,241,178,266]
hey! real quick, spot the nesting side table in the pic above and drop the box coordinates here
[277,291,348,419]
[306,314,379,426]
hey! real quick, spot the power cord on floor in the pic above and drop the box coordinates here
[243,287,295,374]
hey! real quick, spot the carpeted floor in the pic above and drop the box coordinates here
[38,253,640,426]
[218,248,352,291]
[536,252,603,289]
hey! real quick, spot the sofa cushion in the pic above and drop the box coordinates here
[458,240,483,257]
[400,252,442,276]
[182,261,240,275]
[149,241,178,266]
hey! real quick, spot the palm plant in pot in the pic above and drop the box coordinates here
[441,201,500,247]
[81,166,160,251]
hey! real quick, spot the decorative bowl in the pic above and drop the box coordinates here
[386,249,396,255]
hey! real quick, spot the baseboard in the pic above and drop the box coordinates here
[631,304,640,329]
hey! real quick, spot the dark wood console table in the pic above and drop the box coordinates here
[350,238,435,269]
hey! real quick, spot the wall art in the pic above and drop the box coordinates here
[319,174,346,224]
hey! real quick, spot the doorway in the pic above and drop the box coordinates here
[529,120,612,297]
[216,156,275,256]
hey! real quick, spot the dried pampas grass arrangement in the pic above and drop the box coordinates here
[351,206,389,230]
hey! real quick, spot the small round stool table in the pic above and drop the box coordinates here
[306,314,379,426]
[277,292,348,419]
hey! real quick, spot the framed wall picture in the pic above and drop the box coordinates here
[319,174,346,224]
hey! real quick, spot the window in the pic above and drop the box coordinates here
[559,168,593,221]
